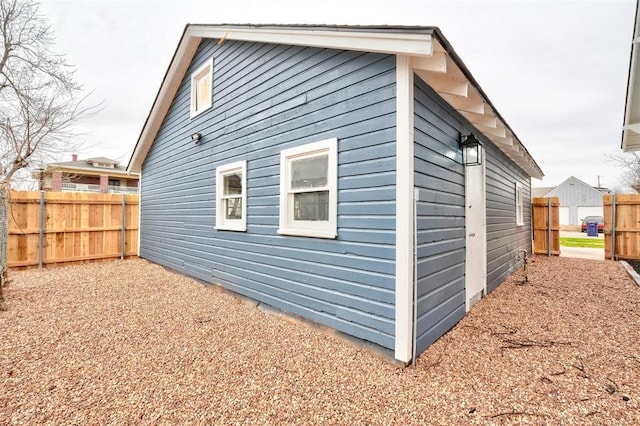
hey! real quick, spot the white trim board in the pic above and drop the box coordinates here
[188,26,435,57]
[394,55,415,363]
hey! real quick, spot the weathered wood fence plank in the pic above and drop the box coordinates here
[604,194,640,260]
[532,197,560,256]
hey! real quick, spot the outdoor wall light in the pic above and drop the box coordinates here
[461,133,483,166]
[191,132,202,144]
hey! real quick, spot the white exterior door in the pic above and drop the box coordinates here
[465,153,487,312]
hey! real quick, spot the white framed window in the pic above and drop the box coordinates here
[278,138,338,239]
[515,182,524,226]
[215,160,247,231]
[190,58,213,118]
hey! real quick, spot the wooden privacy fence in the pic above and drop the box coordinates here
[532,197,560,256]
[7,191,138,269]
[604,194,640,261]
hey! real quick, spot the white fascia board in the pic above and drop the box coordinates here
[188,26,435,57]
[623,5,640,151]
[128,36,202,173]
[395,55,414,364]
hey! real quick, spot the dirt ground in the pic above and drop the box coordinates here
[1,256,639,425]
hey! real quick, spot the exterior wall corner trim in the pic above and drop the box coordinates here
[394,55,415,363]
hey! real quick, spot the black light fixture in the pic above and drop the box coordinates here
[460,133,483,166]
[191,132,202,144]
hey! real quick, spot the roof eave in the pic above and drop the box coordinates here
[127,24,543,180]
[419,29,544,179]
[128,25,199,173]
[622,2,640,152]
[48,165,140,178]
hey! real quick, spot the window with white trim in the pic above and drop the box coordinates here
[190,58,213,118]
[215,161,247,231]
[515,182,524,225]
[278,138,337,239]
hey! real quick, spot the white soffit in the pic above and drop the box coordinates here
[414,40,543,179]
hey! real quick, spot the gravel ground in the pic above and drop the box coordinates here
[1,256,639,425]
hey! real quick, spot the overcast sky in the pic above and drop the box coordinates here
[37,0,635,189]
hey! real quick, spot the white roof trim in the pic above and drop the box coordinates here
[189,26,435,57]
[128,25,543,179]
[623,2,640,152]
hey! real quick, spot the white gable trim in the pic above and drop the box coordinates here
[128,25,543,181]
[189,26,434,57]
[127,26,434,173]
[129,34,201,172]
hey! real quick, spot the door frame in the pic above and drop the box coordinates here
[464,150,487,312]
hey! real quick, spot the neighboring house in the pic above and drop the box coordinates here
[127,25,543,363]
[622,0,640,152]
[536,176,608,225]
[531,187,554,199]
[36,155,139,194]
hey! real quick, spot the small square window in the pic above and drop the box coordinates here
[190,58,213,118]
[216,161,246,231]
[515,182,524,225]
[279,138,337,239]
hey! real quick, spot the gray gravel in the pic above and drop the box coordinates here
[1,257,639,424]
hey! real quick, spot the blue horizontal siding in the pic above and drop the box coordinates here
[413,76,466,355]
[140,39,397,350]
[412,72,534,356]
[485,141,532,293]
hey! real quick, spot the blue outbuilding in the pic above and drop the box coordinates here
[127,25,544,363]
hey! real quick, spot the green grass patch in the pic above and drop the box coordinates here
[560,237,605,248]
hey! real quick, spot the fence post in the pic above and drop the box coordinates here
[547,198,551,256]
[121,194,126,260]
[38,191,44,269]
[611,194,616,261]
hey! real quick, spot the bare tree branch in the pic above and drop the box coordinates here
[0,0,98,297]
[606,151,640,193]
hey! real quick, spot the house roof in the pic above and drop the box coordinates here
[86,157,119,165]
[127,24,543,179]
[622,1,640,151]
[46,157,139,178]
[531,187,554,198]
[545,176,604,198]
